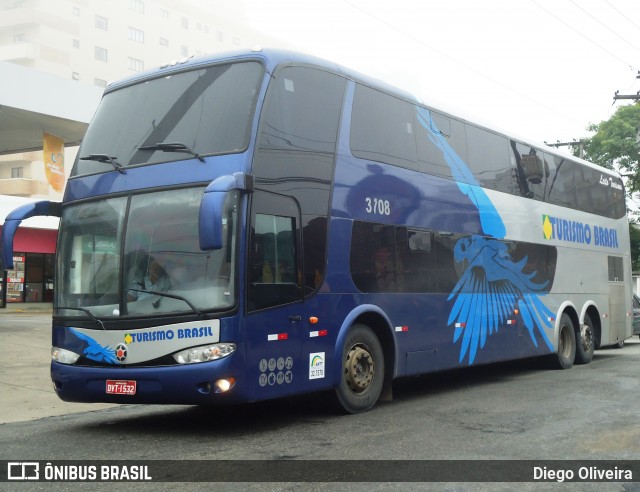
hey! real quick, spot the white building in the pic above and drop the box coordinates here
[0,0,283,304]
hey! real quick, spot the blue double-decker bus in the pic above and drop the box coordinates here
[1,48,632,413]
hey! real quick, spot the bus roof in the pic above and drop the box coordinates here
[104,47,621,181]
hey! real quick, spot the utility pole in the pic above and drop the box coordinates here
[545,140,585,158]
[613,71,640,102]
[613,90,640,102]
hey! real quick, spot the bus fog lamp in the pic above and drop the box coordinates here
[172,343,236,364]
[52,347,80,364]
[214,377,236,393]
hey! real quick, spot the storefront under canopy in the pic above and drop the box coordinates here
[0,196,59,305]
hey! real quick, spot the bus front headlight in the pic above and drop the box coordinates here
[52,347,80,364]
[172,343,236,364]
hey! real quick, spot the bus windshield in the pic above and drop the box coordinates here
[55,187,238,318]
[73,61,264,176]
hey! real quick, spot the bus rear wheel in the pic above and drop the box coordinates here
[552,313,576,369]
[335,324,384,414]
[575,313,595,364]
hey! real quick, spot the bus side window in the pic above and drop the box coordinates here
[510,141,546,201]
[350,221,398,293]
[465,124,515,194]
[398,228,437,293]
[415,109,453,180]
[248,192,302,311]
[253,65,346,297]
[350,84,418,170]
[546,154,577,208]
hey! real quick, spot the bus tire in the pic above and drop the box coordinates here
[552,313,576,369]
[574,313,595,365]
[334,324,384,414]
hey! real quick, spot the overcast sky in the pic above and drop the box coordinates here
[242,0,640,146]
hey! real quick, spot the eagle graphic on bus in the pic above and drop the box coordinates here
[417,108,555,364]
[69,328,118,365]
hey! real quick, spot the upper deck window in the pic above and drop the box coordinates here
[72,61,264,176]
[351,84,418,169]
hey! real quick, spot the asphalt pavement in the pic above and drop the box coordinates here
[2,303,640,427]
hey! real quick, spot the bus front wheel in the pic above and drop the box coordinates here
[552,313,576,369]
[335,324,384,414]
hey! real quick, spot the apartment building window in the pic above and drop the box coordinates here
[95,46,108,62]
[95,15,108,31]
[128,27,144,43]
[127,57,144,72]
[160,8,169,18]
[181,17,189,29]
[72,39,80,48]
[11,167,24,178]
[13,33,27,43]
[159,37,169,47]
[180,45,188,57]
[130,0,144,13]
[72,72,80,80]
[216,30,224,42]
[72,6,80,16]
[94,78,108,88]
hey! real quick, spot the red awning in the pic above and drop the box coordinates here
[0,226,57,254]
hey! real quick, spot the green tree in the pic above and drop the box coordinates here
[630,222,640,271]
[579,102,640,193]
[577,102,640,270]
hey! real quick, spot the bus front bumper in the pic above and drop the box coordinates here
[51,359,244,405]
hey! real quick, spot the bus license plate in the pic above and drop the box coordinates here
[106,380,137,395]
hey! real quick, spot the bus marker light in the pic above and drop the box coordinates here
[309,316,319,324]
[214,377,236,393]
[267,333,288,341]
[395,326,409,332]
[507,320,516,325]
[309,330,328,337]
[455,322,466,328]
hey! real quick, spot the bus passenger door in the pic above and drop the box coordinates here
[245,191,305,398]
[608,255,631,343]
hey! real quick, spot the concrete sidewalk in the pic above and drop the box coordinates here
[0,302,53,314]
[0,308,119,424]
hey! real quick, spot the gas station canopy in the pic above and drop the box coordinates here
[0,61,102,155]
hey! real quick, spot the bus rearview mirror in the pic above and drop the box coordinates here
[199,173,253,251]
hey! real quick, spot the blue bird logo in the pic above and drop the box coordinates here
[447,236,554,363]
[70,328,118,364]
[416,107,556,364]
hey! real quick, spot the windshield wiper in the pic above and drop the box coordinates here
[138,142,205,162]
[79,154,126,174]
[55,306,106,330]
[127,288,207,319]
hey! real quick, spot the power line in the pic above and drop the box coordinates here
[568,0,640,55]
[341,0,583,128]
[603,0,640,35]
[531,0,637,71]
